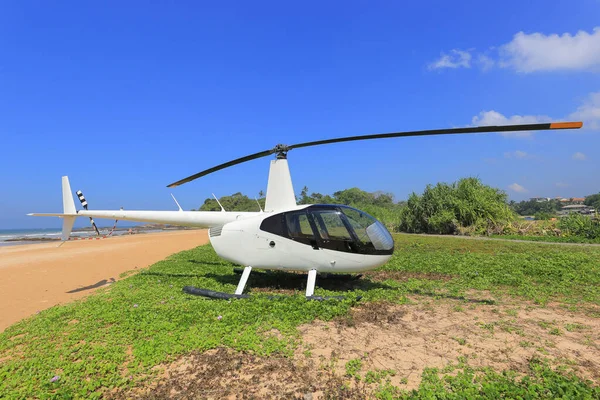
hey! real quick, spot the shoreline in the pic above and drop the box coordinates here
[0,225,197,247]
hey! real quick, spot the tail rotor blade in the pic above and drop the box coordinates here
[76,190,100,236]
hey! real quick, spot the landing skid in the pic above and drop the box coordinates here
[183,286,249,300]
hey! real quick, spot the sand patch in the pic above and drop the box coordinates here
[117,296,600,399]
[0,230,208,332]
[299,297,600,390]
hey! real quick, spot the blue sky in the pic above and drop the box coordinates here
[1,1,599,229]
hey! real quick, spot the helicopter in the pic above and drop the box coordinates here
[30,121,583,299]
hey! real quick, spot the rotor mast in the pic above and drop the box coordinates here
[264,155,296,212]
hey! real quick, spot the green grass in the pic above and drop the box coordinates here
[377,358,600,399]
[381,234,600,305]
[491,234,600,244]
[1,234,600,398]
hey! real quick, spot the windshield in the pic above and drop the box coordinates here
[339,206,394,251]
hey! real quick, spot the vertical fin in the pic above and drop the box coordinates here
[61,176,77,241]
[62,176,76,214]
[61,217,76,241]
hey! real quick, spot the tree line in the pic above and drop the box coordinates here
[193,179,600,238]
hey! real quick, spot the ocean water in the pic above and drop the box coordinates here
[0,227,132,247]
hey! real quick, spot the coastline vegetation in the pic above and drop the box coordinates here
[195,177,600,242]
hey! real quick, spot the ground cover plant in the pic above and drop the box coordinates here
[1,235,599,398]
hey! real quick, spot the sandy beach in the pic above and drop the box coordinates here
[0,229,208,332]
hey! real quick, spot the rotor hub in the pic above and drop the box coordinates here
[273,144,290,159]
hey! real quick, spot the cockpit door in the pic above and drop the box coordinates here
[307,208,366,267]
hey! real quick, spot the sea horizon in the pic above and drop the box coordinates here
[0,225,144,247]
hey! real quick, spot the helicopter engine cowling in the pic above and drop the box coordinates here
[208,217,287,270]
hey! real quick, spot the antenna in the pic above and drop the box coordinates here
[170,193,183,211]
[212,193,226,212]
[255,197,263,212]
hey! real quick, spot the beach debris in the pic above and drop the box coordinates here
[217,315,223,320]
[133,304,139,308]
[50,375,60,383]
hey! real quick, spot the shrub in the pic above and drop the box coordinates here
[558,213,600,239]
[398,177,515,234]
[534,211,554,220]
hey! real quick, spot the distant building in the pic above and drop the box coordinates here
[558,204,595,216]
[527,196,588,206]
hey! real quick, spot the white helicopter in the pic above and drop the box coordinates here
[30,121,582,299]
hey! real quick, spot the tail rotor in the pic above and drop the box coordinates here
[76,190,100,236]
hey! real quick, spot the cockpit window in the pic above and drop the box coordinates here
[310,209,352,241]
[259,205,394,255]
[285,212,313,239]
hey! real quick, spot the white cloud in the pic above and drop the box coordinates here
[477,54,495,71]
[573,152,587,160]
[569,92,600,130]
[500,28,600,73]
[428,49,472,70]
[555,182,570,188]
[504,150,530,159]
[508,183,528,193]
[471,110,552,137]
[430,27,600,73]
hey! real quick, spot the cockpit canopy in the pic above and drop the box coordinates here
[260,205,394,255]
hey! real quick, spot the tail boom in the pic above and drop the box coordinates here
[29,210,262,229]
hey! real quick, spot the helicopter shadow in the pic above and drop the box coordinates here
[140,271,206,279]
[66,278,115,293]
[203,269,394,294]
[186,260,231,266]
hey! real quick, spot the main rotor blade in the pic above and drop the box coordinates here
[288,122,583,151]
[167,149,274,188]
[167,121,582,187]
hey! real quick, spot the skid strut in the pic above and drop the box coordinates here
[306,269,317,297]
[235,266,252,295]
